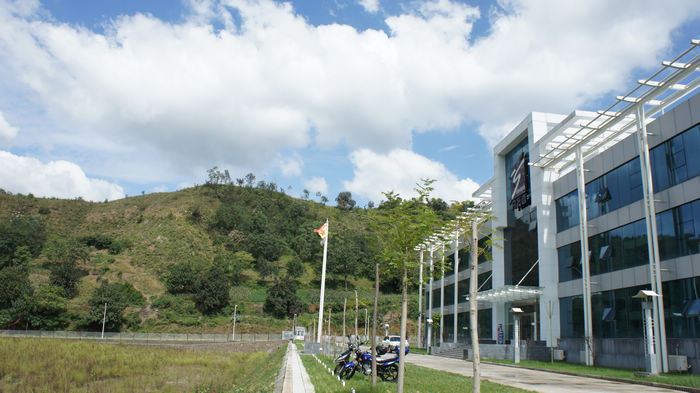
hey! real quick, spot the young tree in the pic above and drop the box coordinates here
[335,191,356,210]
[371,180,442,391]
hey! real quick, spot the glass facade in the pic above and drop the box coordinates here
[558,199,700,282]
[556,124,700,233]
[504,137,539,286]
[560,277,700,339]
[429,272,494,309]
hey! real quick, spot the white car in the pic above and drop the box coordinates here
[382,335,409,350]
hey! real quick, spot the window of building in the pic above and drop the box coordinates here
[557,199,699,283]
[560,277,700,339]
[555,124,699,233]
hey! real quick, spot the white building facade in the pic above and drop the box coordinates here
[422,41,700,372]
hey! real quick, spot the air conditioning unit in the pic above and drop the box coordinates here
[552,349,565,361]
[668,355,688,372]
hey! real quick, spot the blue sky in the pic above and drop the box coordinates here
[0,0,698,205]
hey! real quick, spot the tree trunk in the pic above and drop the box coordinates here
[470,219,481,393]
[371,263,379,386]
[397,265,408,393]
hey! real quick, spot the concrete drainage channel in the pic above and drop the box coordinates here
[311,354,356,393]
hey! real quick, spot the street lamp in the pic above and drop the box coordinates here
[633,290,659,375]
[426,318,433,353]
[511,307,524,364]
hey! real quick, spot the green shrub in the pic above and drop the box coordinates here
[194,266,230,314]
[164,262,202,294]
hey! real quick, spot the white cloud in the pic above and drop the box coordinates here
[0,151,125,201]
[358,0,379,14]
[277,153,304,177]
[0,0,697,186]
[304,176,328,195]
[344,148,479,203]
[0,111,18,145]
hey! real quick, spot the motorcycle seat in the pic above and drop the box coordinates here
[376,353,398,363]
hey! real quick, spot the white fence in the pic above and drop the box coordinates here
[0,329,283,343]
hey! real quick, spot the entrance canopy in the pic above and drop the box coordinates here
[466,285,543,303]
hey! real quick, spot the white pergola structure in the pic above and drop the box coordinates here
[530,39,700,371]
[416,201,493,346]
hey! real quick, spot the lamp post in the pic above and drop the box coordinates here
[426,318,433,353]
[511,307,523,364]
[232,304,238,342]
[633,290,659,375]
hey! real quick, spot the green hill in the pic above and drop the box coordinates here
[0,183,433,335]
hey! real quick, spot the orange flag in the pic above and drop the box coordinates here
[314,221,328,239]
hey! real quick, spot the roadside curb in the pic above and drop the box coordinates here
[481,360,700,393]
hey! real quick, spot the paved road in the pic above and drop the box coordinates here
[405,354,685,393]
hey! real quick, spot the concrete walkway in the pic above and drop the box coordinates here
[281,342,315,393]
[405,354,686,393]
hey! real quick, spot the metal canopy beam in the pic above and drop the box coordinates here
[532,40,700,172]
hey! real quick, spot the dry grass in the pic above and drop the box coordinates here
[0,337,285,393]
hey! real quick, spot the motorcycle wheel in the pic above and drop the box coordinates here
[339,366,356,380]
[333,363,344,375]
[379,364,398,382]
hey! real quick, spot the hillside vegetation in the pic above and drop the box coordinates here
[0,177,466,336]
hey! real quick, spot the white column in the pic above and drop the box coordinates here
[636,106,668,373]
[453,232,460,344]
[427,248,434,349]
[440,243,445,345]
[418,249,424,348]
[576,147,594,366]
[514,314,521,364]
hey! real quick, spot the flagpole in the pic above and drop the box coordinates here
[317,219,329,343]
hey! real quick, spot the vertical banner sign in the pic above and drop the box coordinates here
[510,152,531,210]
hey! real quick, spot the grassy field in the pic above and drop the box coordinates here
[0,338,285,393]
[302,354,536,393]
[486,358,700,389]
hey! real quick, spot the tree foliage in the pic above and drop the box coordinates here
[335,191,356,211]
[164,261,202,294]
[264,277,306,318]
[327,230,374,288]
[83,283,138,331]
[0,215,46,268]
[49,260,86,298]
[194,266,230,314]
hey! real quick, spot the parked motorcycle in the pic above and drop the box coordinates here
[339,343,407,382]
[333,340,357,375]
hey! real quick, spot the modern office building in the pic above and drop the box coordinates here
[420,41,700,373]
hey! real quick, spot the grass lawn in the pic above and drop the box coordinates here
[301,354,536,393]
[0,337,284,393]
[486,358,700,389]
